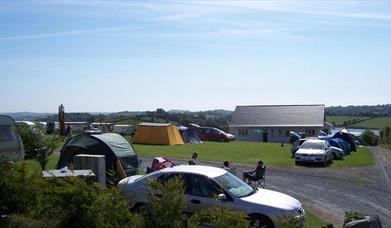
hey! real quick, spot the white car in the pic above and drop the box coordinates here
[295,139,333,166]
[118,165,305,228]
[330,146,345,160]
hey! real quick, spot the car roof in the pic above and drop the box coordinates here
[158,165,227,178]
[303,139,325,144]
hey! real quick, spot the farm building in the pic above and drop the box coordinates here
[229,104,331,143]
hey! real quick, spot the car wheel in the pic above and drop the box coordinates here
[249,215,274,228]
[295,161,300,166]
[220,138,225,142]
[331,153,336,160]
[323,158,327,167]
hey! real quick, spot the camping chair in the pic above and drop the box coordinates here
[249,167,266,189]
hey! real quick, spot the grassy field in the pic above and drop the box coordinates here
[134,141,374,168]
[349,117,391,129]
[326,116,370,126]
[326,115,391,129]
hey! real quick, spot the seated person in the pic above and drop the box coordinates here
[222,160,236,174]
[243,160,265,183]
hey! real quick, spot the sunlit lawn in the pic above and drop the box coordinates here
[134,141,374,168]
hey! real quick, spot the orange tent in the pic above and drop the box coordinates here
[133,123,184,145]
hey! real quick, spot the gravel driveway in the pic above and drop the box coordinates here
[139,146,391,227]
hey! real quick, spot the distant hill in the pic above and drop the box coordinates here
[0,112,53,121]
[325,104,391,117]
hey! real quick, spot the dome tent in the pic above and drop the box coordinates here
[178,126,203,144]
[56,133,138,186]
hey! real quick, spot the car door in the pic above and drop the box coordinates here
[325,141,332,161]
[182,174,227,214]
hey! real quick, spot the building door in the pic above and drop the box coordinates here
[262,131,268,142]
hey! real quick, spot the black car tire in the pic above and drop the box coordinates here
[249,214,274,228]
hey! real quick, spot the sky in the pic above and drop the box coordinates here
[0,1,390,112]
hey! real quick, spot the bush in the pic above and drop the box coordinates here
[359,130,379,146]
[6,214,58,228]
[0,162,143,228]
[188,207,249,228]
[0,162,42,215]
[143,177,186,228]
[344,210,365,224]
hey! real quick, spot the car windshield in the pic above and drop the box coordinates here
[214,172,255,198]
[300,141,325,150]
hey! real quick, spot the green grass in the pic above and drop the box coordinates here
[326,116,370,126]
[326,115,391,129]
[134,141,374,168]
[134,141,293,166]
[349,117,391,129]
[329,147,374,168]
[306,210,328,227]
[23,153,60,174]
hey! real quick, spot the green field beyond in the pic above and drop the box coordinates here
[134,141,373,168]
[326,115,391,129]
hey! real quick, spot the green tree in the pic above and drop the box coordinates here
[16,123,62,170]
[34,134,61,170]
[143,177,186,228]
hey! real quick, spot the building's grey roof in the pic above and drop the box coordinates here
[230,105,325,127]
[139,122,172,127]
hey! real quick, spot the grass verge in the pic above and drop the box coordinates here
[306,210,328,227]
[379,144,391,151]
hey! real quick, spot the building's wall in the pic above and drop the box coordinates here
[230,127,323,143]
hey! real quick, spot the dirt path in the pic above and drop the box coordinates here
[139,147,391,227]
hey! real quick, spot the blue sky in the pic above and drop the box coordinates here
[0,1,390,112]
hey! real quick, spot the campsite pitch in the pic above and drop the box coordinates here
[133,141,373,168]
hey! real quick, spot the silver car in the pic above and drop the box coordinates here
[118,165,305,228]
[295,139,333,166]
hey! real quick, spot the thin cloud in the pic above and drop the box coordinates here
[0,26,139,41]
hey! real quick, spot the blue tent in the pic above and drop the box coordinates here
[319,137,350,155]
[178,126,203,144]
[333,129,357,152]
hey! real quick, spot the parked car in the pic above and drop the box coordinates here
[193,127,235,142]
[118,165,305,228]
[295,139,333,166]
[330,146,345,160]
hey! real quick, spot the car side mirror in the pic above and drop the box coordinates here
[217,193,227,201]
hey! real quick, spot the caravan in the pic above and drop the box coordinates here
[0,115,24,162]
